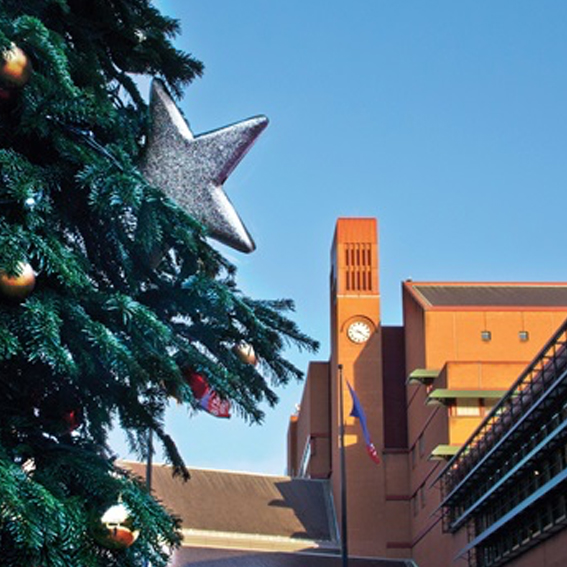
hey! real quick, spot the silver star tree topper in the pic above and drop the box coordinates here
[139,79,268,253]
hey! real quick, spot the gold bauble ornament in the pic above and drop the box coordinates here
[0,262,36,300]
[0,43,32,88]
[233,342,258,366]
[91,502,140,550]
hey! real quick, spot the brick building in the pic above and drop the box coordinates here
[287,217,567,566]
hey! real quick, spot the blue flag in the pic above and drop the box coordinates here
[347,381,380,465]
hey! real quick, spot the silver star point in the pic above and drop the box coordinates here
[140,79,268,253]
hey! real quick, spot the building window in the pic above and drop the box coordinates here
[482,398,498,416]
[519,330,529,342]
[481,330,492,342]
[298,437,312,478]
[411,444,417,468]
[420,485,426,508]
[450,399,482,417]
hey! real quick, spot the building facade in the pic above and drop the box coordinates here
[287,217,567,566]
[438,318,567,566]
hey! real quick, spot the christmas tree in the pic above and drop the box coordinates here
[0,1,318,565]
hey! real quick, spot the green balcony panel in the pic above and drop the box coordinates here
[430,444,461,460]
[427,389,507,405]
[407,368,440,385]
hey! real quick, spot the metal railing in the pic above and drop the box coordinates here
[438,318,567,506]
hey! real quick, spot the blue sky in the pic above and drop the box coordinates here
[112,1,567,474]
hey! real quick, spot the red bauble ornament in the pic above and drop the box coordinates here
[38,388,83,436]
[0,262,36,300]
[61,408,82,433]
[0,86,15,101]
[0,44,32,88]
[0,85,21,111]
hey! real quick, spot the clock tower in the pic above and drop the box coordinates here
[330,218,407,557]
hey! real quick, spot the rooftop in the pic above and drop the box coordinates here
[405,282,567,309]
[170,547,415,567]
[123,462,338,551]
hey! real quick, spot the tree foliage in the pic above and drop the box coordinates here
[0,1,318,564]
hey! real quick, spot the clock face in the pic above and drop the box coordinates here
[347,320,372,344]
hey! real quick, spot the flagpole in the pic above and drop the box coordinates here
[146,428,153,491]
[338,364,349,567]
[145,429,153,567]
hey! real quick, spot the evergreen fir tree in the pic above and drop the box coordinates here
[0,1,318,565]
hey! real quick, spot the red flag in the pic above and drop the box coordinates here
[200,388,231,418]
[184,370,231,419]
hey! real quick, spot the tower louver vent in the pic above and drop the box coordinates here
[345,243,373,292]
